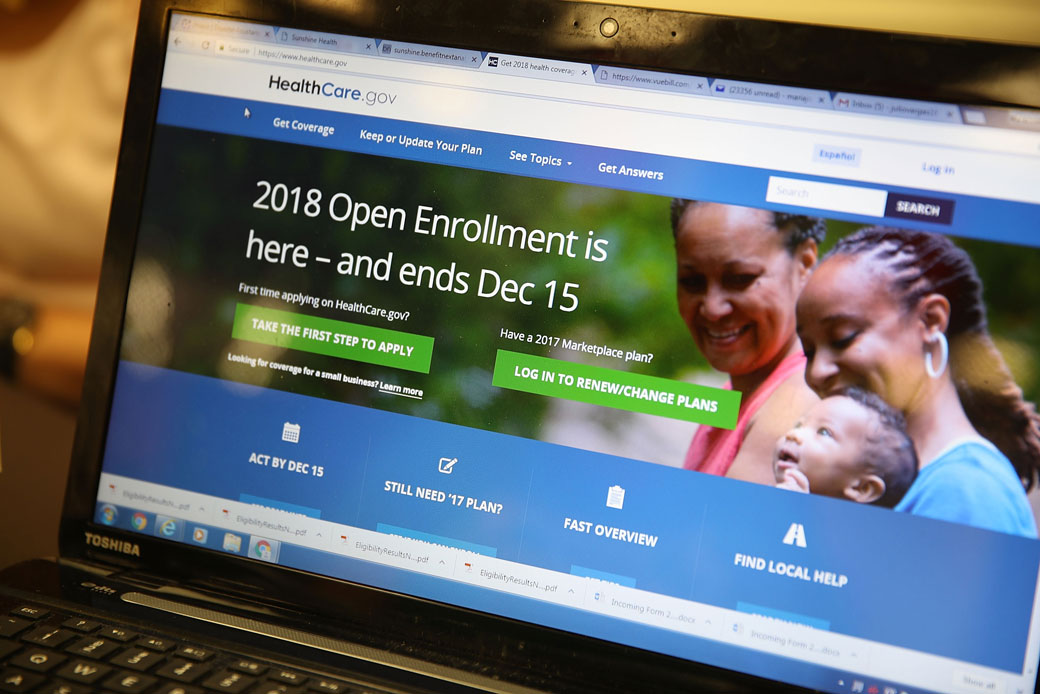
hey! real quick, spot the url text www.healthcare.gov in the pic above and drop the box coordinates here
[255,47,351,70]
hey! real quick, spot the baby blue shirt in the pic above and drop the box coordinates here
[895,440,1037,538]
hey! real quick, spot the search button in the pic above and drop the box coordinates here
[885,192,955,224]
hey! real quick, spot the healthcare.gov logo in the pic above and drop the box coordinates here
[782,522,807,548]
[267,74,398,106]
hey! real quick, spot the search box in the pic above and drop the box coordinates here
[766,176,887,217]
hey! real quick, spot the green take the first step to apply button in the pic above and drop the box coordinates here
[492,349,741,428]
[232,303,434,373]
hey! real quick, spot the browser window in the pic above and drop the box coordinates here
[94,12,1040,694]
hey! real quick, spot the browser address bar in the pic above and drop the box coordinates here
[189,34,1038,156]
[164,35,1040,204]
[250,45,352,71]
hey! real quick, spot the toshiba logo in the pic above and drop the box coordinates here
[84,532,141,557]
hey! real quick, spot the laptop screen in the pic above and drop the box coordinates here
[92,9,1040,693]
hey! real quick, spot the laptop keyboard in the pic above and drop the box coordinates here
[0,602,395,694]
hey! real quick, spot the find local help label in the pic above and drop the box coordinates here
[734,552,849,588]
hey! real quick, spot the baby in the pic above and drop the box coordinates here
[773,387,918,508]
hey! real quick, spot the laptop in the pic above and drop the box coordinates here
[3,1,1040,692]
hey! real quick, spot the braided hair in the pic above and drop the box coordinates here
[670,199,826,253]
[830,226,1040,490]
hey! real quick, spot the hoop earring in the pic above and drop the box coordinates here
[925,332,949,379]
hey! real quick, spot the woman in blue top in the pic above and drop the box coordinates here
[795,227,1039,537]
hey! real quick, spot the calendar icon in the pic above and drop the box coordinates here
[281,422,301,443]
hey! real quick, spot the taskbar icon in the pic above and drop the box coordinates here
[248,536,281,563]
[153,515,184,541]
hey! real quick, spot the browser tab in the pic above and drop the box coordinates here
[711,79,830,109]
[273,27,356,53]
[376,40,482,69]
[834,93,961,123]
[960,106,1040,133]
[172,15,273,41]
[483,54,595,84]
[1009,110,1040,130]
[961,107,987,126]
[593,66,708,95]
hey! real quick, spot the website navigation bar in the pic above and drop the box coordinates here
[156,88,1040,248]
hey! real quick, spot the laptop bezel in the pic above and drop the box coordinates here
[57,1,1040,691]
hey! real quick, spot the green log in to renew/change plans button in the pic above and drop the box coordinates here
[232,303,434,373]
[493,349,741,428]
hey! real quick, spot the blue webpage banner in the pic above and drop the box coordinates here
[102,361,1040,672]
[155,88,1040,248]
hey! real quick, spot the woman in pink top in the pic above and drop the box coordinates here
[671,201,824,485]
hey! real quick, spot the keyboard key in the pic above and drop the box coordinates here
[309,679,352,693]
[9,607,48,621]
[64,636,121,659]
[0,618,29,638]
[61,618,100,633]
[253,683,305,694]
[22,626,76,649]
[9,648,66,672]
[176,645,214,661]
[136,635,176,652]
[99,626,137,642]
[154,684,203,694]
[202,669,256,693]
[0,606,383,694]
[102,670,157,693]
[36,681,92,694]
[0,641,19,660]
[155,658,210,683]
[230,658,267,676]
[270,669,308,686]
[110,647,164,671]
[0,668,44,693]
[54,658,112,684]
